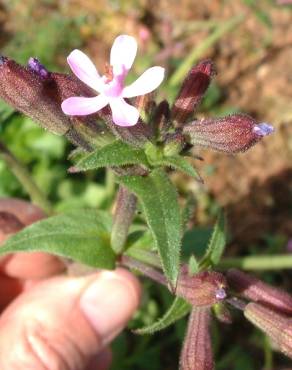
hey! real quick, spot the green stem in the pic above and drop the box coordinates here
[169,14,245,87]
[0,141,53,215]
[263,335,273,370]
[219,255,292,271]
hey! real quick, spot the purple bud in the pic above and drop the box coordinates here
[180,308,214,370]
[172,60,215,126]
[253,122,274,137]
[0,56,110,150]
[244,302,292,359]
[28,57,50,79]
[176,270,227,307]
[227,269,292,315]
[152,100,171,137]
[183,114,273,154]
[111,186,137,254]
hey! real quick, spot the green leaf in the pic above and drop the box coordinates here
[118,169,182,285]
[70,140,149,172]
[135,297,191,334]
[156,156,202,181]
[188,255,199,274]
[0,209,116,269]
[200,211,226,268]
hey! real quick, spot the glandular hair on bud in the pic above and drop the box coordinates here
[244,303,292,359]
[180,308,214,370]
[227,269,292,315]
[176,270,227,307]
[183,114,273,154]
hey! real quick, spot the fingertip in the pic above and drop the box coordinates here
[80,268,141,346]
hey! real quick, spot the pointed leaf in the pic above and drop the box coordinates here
[135,297,191,335]
[0,209,115,268]
[70,140,149,172]
[118,169,182,285]
[200,211,226,267]
[156,156,202,181]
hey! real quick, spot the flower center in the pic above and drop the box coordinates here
[104,63,114,83]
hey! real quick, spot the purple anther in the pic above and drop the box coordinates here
[216,288,227,301]
[253,123,274,137]
[28,57,50,79]
[0,56,8,66]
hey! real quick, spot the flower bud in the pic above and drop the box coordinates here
[172,60,215,126]
[0,56,70,135]
[180,308,214,370]
[176,270,227,307]
[227,269,292,315]
[244,302,292,359]
[111,186,137,254]
[0,56,111,151]
[183,114,274,153]
[105,112,153,148]
[152,100,171,137]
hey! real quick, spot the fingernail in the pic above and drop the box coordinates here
[80,269,140,346]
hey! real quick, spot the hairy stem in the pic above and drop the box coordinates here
[121,255,167,286]
[0,141,53,215]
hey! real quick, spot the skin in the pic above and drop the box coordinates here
[0,199,141,370]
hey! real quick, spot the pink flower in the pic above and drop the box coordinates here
[61,35,165,127]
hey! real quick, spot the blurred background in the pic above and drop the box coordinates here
[0,0,291,369]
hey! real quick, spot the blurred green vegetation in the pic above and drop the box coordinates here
[0,0,291,369]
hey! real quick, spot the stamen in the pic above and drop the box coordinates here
[104,62,114,83]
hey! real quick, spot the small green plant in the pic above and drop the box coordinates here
[1,34,288,370]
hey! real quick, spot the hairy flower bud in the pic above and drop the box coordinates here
[176,270,227,307]
[183,114,274,153]
[0,56,70,135]
[227,269,292,315]
[111,186,137,254]
[180,308,214,370]
[172,60,215,126]
[244,302,292,359]
[0,56,111,151]
[152,100,171,137]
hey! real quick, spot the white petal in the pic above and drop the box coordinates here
[122,67,165,98]
[110,98,139,127]
[67,49,102,92]
[61,95,108,116]
[110,35,137,72]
